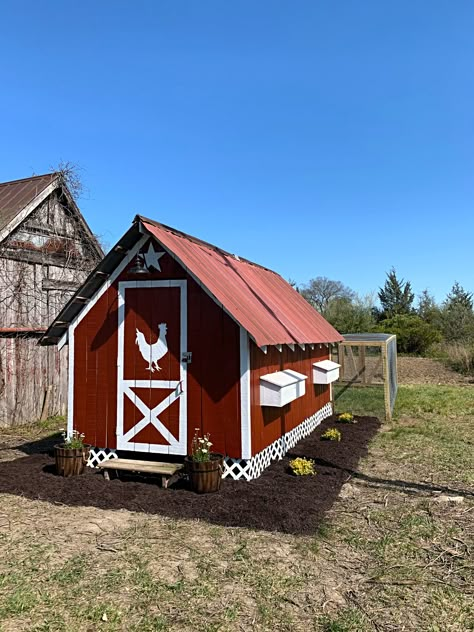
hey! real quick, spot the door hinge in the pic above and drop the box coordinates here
[182,351,192,364]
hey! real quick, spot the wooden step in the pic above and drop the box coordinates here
[98,458,184,487]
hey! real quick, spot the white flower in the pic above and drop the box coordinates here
[201,449,208,453]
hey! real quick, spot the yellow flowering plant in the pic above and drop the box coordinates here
[289,457,316,476]
[321,428,342,442]
[338,412,356,424]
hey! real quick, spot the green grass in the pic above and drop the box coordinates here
[0,386,472,631]
[334,384,385,419]
[0,415,66,438]
[395,384,474,417]
[335,381,474,421]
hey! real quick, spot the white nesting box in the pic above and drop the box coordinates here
[313,360,340,384]
[260,369,307,407]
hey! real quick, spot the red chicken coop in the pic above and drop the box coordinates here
[42,216,343,480]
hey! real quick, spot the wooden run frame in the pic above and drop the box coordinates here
[336,334,398,421]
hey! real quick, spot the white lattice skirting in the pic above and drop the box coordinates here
[87,447,118,468]
[87,402,333,481]
[223,403,333,481]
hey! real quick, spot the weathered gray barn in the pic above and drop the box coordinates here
[0,173,103,425]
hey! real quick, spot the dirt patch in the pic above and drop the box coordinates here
[0,415,380,535]
[397,356,472,385]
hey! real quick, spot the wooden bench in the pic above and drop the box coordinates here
[98,458,184,488]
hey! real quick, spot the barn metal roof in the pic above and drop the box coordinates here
[0,173,58,231]
[41,216,343,347]
[141,217,343,347]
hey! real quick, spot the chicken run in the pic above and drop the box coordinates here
[42,216,343,480]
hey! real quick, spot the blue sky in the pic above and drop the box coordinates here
[1,1,473,303]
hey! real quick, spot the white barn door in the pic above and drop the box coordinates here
[116,280,187,454]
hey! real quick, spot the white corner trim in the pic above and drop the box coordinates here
[298,343,305,351]
[240,327,252,459]
[275,344,283,353]
[67,325,75,439]
[260,345,268,354]
[287,343,295,352]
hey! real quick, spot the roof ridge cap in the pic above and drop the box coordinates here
[0,172,59,188]
[137,215,278,274]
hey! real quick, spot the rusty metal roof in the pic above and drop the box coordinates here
[141,217,343,347]
[42,217,343,347]
[0,173,58,232]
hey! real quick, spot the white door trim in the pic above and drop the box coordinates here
[116,279,188,454]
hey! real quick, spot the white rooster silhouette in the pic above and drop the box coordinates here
[135,323,168,372]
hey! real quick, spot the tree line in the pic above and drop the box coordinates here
[298,270,474,366]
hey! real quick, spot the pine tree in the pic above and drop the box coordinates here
[441,282,474,341]
[444,281,473,311]
[378,268,414,318]
[417,289,442,325]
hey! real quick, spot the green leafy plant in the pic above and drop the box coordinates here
[289,457,316,476]
[60,429,87,449]
[321,428,342,442]
[337,412,356,424]
[191,428,213,462]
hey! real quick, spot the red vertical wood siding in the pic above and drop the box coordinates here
[73,239,242,457]
[74,284,118,448]
[249,342,330,454]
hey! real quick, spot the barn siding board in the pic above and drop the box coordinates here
[74,285,119,449]
[186,277,203,445]
[0,335,68,426]
[249,342,330,454]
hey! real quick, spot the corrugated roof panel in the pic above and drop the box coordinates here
[141,219,343,347]
[0,173,57,231]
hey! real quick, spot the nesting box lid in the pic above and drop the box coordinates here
[313,360,341,373]
[260,369,307,387]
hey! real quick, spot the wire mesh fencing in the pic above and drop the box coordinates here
[332,334,398,421]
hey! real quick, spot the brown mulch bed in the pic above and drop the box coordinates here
[0,416,380,535]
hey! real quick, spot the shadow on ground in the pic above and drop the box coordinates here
[0,417,381,534]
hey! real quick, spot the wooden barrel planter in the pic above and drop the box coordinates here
[54,445,91,477]
[185,453,224,493]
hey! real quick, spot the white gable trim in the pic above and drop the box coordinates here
[68,235,147,331]
[58,330,68,350]
[0,180,58,243]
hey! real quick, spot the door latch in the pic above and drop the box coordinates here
[182,352,192,364]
